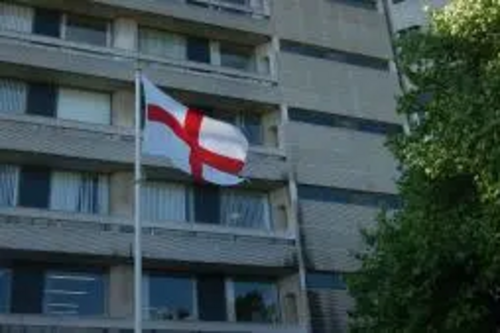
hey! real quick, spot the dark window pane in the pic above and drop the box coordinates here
[220,44,254,71]
[289,108,403,135]
[11,264,44,314]
[306,272,346,290]
[33,8,61,37]
[298,184,402,209]
[27,83,57,117]
[281,40,388,71]
[234,280,279,323]
[147,274,195,320]
[187,37,210,63]
[65,15,108,46]
[0,268,11,313]
[327,0,377,10]
[240,112,263,145]
[197,275,226,321]
[43,270,105,316]
[194,185,220,224]
[18,166,51,209]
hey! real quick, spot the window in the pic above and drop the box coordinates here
[144,274,196,320]
[50,171,109,214]
[298,184,402,209]
[43,270,106,316]
[221,189,271,229]
[234,280,279,323]
[141,182,188,223]
[0,79,27,115]
[64,14,108,46]
[327,0,377,10]
[281,40,389,71]
[306,272,346,290]
[33,7,61,37]
[187,37,211,63]
[0,164,18,207]
[197,275,227,321]
[57,88,111,125]
[0,2,33,33]
[0,268,11,313]
[220,43,255,72]
[240,112,264,145]
[289,108,403,135]
[139,28,186,60]
[18,166,51,209]
[0,164,109,214]
[27,82,57,117]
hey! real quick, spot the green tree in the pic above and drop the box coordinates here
[348,1,500,332]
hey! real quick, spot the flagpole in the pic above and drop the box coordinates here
[134,67,143,333]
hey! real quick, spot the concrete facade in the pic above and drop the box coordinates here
[0,0,401,332]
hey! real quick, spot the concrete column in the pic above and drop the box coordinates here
[109,265,134,318]
[278,274,303,325]
[110,172,133,217]
[112,89,134,128]
[261,110,279,148]
[113,17,138,51]
[270,187,290,233]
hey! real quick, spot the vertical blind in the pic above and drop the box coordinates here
[0,164,18,207]
[57,88,111,125]
[0,79,27,114]
[139,28,186,60]
[50,171,109,214]
[0,2,33,33]
[221,189,270,229]
[141,182,187,223]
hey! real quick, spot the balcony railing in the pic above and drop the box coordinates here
[0,314,307,333]
[0,29,275,86]
[182,0,270,18]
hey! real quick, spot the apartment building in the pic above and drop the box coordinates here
[387,0,448,33]
[0,0,401,332]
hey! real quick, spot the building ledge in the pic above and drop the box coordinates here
[0,314,307,333]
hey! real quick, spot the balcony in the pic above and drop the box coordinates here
[0,314,307,333]
[0,29,279,105]
[0,113,288,181]
[0,206,297,268]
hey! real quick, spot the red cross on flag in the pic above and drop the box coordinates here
[141,76,249,185]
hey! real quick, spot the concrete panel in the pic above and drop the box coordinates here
[279,53,400,123]
[0,211,297,268]
[299,200,378,272]
[109,266,134,318]
[272,0,392,58]
[287,122,398,193]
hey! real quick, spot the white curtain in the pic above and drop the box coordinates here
[221,189,270,229]
[0,79,27,114]
[57,88,111,125]
[0,164,18,207]
[139,28,186,60]
[0,2,33,33]
[50,171,109,214]
[141,182,187,223]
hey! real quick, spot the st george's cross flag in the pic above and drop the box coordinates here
[141,76,249,185]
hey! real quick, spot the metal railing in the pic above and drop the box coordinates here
[0,314,307,333]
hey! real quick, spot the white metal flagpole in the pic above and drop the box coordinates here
[134,67,143,333]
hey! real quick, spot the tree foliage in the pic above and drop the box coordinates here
[348,1,500,332]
